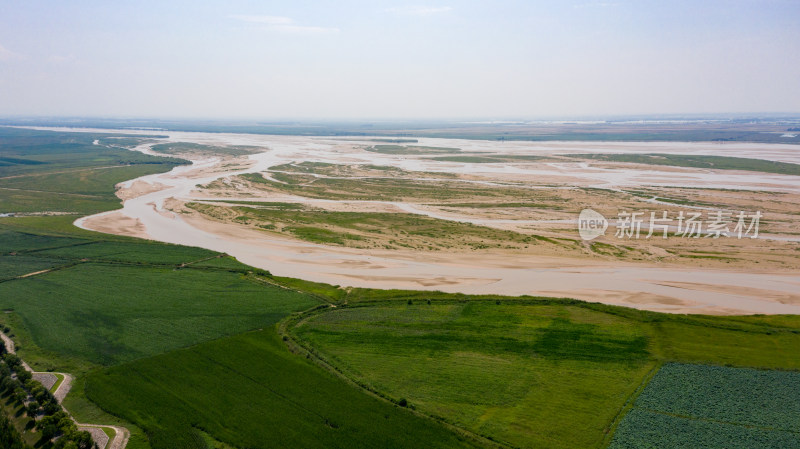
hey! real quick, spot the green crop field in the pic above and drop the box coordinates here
[609,363,800,448]
[84,330,482,449]
[0,127,184,214]
[0,262,317,365]
[289,300,800,449]
[0,254,70,280]
[33,240,218,265]
[293,302,654,449]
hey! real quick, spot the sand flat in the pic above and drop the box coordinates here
[33,126,798,316]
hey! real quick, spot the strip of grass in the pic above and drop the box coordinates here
[188,202,556,251]
[429,155,548,163]
[0,127,177,177]
[236,172,527,204]
[50,373,65,394]
[150,142,262,157]
[575,153,800,176]
[366,145,461,155]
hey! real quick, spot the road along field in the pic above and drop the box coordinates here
[26,126,795,315]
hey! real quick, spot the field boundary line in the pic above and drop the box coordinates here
[600,361,662,448]
[277,304,512,449]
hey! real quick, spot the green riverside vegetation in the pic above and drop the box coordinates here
[0,127,185,215]
[288,300,800,449]
[1,127,799,449]
[574,153,800,176]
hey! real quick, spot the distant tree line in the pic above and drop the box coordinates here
[0,332,97,449]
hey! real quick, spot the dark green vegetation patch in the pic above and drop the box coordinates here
[609,363,800,448]
[291,301,800,449]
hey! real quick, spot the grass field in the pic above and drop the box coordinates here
[0,222,319,368]
[289,300,800,449]
[609,363,800,448]
[293,302,654,449]
[0,127,184,214]
[85,330,483,449]
[0,262,317,365]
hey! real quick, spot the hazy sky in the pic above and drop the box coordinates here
[1,0,798,119]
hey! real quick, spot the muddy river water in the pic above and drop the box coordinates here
[28,127,800,315]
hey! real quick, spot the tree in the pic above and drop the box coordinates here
[13,386,27,404]
[2,354,21,369]
[42,399,61,415]
[0,376,11,392]
[2,378,21,394]
[38,411,70,439]
[26,400,39,417]
[16,369,32,383]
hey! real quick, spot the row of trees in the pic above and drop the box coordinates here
[0,334,97,449]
